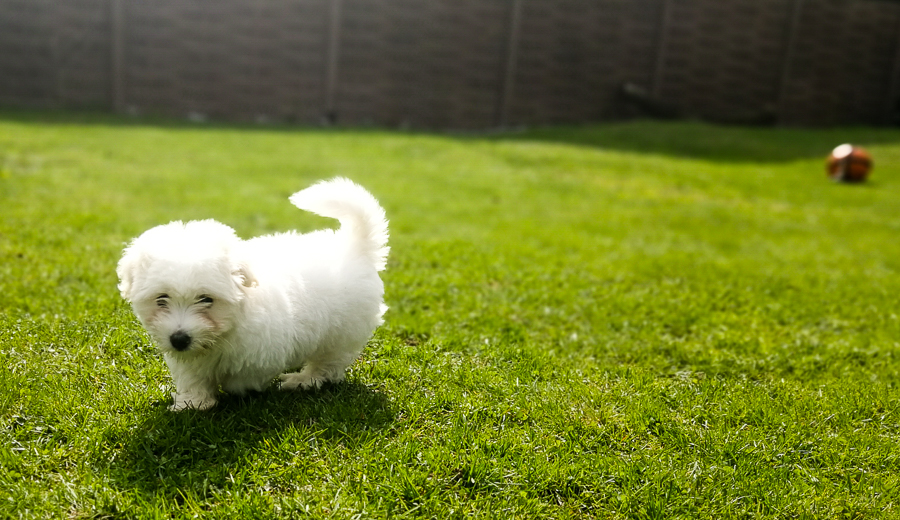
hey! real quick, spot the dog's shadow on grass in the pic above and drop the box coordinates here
[105,380,394,493]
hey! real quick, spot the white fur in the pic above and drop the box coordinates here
[117,178,389,411]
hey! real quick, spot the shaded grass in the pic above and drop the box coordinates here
[1,111,900,518]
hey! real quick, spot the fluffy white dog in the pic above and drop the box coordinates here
[117,178,389,411]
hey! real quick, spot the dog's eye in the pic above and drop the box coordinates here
[198,296,214,305]
[156,294,169,308]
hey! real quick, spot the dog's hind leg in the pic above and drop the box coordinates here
[278,348,360,391]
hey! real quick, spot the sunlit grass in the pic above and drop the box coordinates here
[2,111,899,518]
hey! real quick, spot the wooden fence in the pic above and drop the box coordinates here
[2,0,899,128]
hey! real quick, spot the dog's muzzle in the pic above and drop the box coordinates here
[169,331,192,351]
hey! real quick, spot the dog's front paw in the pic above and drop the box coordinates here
[169,392,217,411]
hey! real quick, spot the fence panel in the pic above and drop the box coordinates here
[509,0,664,126]
[0,0,898,127]
[0,0,56,108]
[779,0,900,126]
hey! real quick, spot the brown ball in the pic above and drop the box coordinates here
[826,144,872,183]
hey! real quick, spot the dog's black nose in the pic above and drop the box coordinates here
[169,331,192,351]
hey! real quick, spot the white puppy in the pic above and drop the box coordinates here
[117,178,389,411]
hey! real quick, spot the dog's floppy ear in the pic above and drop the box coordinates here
[117,245,141,300]
[232,260,258,289]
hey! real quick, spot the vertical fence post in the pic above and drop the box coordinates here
[497,0,523,128]
[776,0,803,125]
[651,0,672,98]
[49,5,62,108]
[324,0,343,124]
[885,11,900,125]
[110,0,125,113]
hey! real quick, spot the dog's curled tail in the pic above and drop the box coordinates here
[289,177,390,271]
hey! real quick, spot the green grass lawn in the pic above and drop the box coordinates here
[1,111,899,519]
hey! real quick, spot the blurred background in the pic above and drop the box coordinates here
[1,0,899,129]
